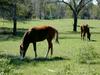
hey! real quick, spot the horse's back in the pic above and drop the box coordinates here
[27,26,56,42]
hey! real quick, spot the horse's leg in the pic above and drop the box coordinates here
[83,32,86,40]
[46,40,50,57]
[87,33,90,41]
[50,42,53,56]
[33,42,37,58]
[81,32,83,40]
[46,39,53,57]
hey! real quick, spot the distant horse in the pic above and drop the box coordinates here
[20,26,59,60]
[80,24,91,40]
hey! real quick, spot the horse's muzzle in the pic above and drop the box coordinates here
[20,50,24,60]
[20,55,24,60]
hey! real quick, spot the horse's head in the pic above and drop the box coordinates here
[20,44,25,60]
[20,43,28,60]
[20,31,30,60]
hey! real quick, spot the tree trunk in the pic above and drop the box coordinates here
[13,4,17,35]
[13,18,17,35]
[73,12,78,32]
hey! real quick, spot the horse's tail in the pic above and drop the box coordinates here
[55,29,59,44]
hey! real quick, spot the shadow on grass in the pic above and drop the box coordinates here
[0,27,27,41]
[32,56,70,62]
[59,31,80,40]
[59,31,80,35]
[0,53,69,66]
[90,40,97,42]
[59,36,80,39]
[60,31,100,35]
[10,56,69,66]
[80,60,100,65]
[91,32,100,34]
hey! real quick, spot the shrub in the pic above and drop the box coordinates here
[0,52,22,75]
[77,45,100,64]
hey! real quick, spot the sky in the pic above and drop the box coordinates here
[64,0,98,5]
[93,0,98,5]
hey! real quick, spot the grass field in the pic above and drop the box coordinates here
[0,19,100,75]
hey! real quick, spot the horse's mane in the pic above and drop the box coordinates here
[22,31,29,44]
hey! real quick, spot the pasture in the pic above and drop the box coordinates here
[0,19,100,75]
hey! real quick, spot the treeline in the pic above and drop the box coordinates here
[0,0,100,20]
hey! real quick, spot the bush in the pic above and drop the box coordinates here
[77,45,100,64]
[0,52,22,75]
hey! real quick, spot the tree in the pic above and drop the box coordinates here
[12,3,17,35]
[96,0,100,6]
[0,0,17,35]
[0,0,33,35]
[59,0,92,31]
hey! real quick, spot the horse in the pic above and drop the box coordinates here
[20,26,59,60]
[80,24,91,40]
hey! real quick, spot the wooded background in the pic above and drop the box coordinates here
[0,0,100,20]
[0,0,100,34]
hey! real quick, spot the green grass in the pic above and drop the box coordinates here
[0,19,100,75]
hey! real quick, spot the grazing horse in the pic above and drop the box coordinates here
[80,24,91,40]
[20,26,59,60]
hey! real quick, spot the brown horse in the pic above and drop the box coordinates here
[80,24,91,40]
[20,26,59,60]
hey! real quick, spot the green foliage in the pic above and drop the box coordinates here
[79,3,100,19]
[0,0,33,19]
[77,45,100,64]
[0,52,22,75]
[0,58,11,74]
[0,0,100,19]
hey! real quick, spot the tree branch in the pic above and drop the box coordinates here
[61,0,75,12]
[77,0,92,14]
[72,0,77,9]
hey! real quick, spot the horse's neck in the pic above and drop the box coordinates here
[21,41,29,50]
[22,32,29,43]
[22,36,29,47]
